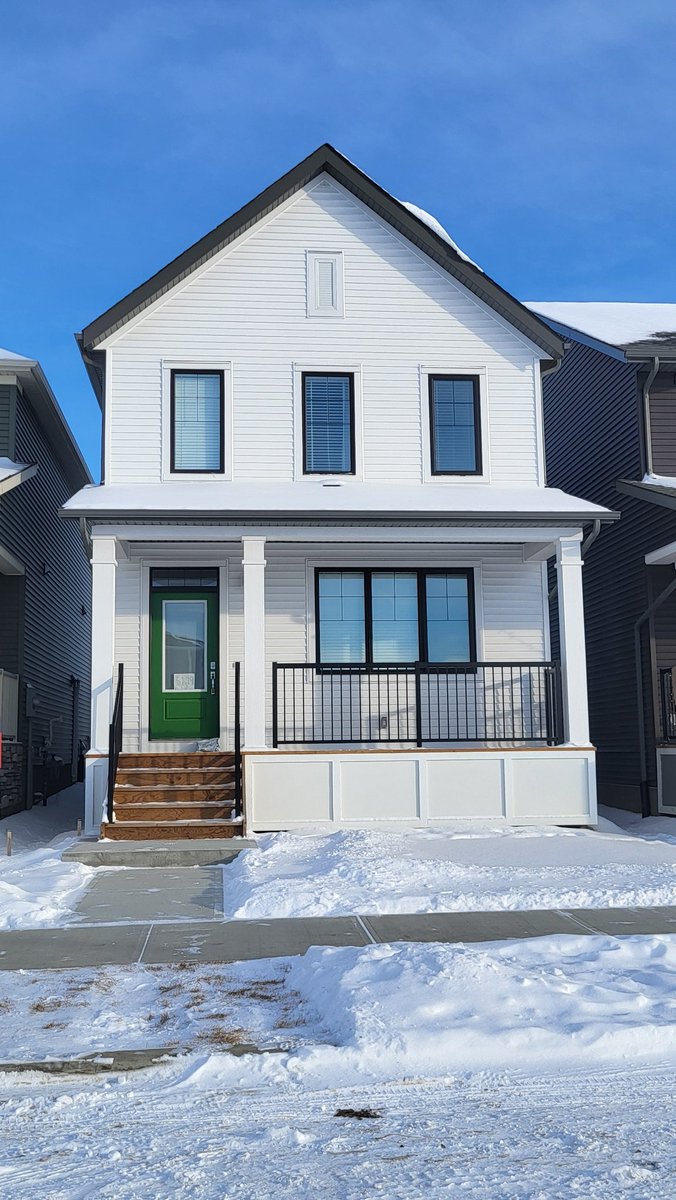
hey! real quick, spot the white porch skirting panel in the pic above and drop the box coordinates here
[244,748,597,831]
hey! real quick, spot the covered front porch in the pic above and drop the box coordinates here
[84,520,597,836]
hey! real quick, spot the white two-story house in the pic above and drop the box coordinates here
[64,145,615,840]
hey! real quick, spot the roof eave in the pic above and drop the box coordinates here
[60,506,618,525]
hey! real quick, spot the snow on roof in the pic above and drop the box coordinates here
[62,480,613,521]
[0,457,30,482]
[0,347,32,362]
[525,303,676,348]
[400,202,482,271]
[0,457,36,495]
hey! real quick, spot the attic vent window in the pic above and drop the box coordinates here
[307,252,344,318]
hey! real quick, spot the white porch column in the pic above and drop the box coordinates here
[242,536,267,750]
[84,536,118,833]
[556,533,590,746]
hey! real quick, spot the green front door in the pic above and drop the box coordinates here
[149,589,219,740]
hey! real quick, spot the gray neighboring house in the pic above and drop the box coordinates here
[527,303,676,817]
[0,346,92,815]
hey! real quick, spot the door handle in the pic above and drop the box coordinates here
[210,669,217,696]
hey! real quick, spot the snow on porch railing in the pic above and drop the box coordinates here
[272,662,564,748]
[0,670,19,741]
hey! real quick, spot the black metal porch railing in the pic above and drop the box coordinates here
[272,661,564,748]
[660,668,676,741]
[107,663,124,822]
[233,660,242,819]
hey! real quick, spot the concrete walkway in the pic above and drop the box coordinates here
[2,906,676,971]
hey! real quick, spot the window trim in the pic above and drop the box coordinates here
[301,370,356,477]
[420,367,489,484]
[314,567,477,665]
[428,373,482,477]
[170,368,225,475]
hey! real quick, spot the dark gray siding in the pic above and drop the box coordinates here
[0,382,90,773]
[0,384,12,456]
[0,574,23,673]
[650,369,676,476]
[543,341,676,810]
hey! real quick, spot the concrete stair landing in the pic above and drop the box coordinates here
[102,752,243,841]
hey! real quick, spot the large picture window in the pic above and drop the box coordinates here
[429,375,481,475]
[171,370,224,473]
[303,373,354,474]
[316,569,475,664]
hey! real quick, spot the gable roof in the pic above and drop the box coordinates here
[526,302,676,361]
[77,144,564,387]
[0,348,92,490]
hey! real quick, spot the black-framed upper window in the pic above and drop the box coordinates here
[316,569,475,665]
[302,373,354,474]
[429,375,482,475]
[171,370,224,473]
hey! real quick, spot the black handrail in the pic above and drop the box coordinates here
[107,663,124,823]
[272,661,564,747]
[233,661,242,819]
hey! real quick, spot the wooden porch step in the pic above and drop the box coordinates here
[117,752,235,769]
[102,819,244,841]
[114,802,236,822]
[114,785,235,805]
[116,767,235,788]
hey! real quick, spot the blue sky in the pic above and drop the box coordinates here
[1,0,675,477]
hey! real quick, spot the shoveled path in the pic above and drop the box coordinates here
[2,906,676,970]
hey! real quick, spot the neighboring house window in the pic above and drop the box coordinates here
[306,252,344,317]
[303,373,354,474]
[171,370,224,473]
[429,375,482,475]
[316,569,475,664]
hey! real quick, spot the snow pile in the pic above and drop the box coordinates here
[288,935,676,1078]
[400,201,482,269]
[222,824,676,919]
[0,844,92,930]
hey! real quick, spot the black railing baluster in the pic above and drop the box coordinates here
[107,663,124,825]
[233,661,242,819]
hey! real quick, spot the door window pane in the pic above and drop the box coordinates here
[430,376,479,473]
[172,372,223,472]
[372,572,419,662]
[318,571,365,662]
[163,600,207,690]
[304,375,353,473]
[425,574,471,662]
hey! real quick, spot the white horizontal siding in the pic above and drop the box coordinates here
[106,178,540,487]
[113,545,547,749]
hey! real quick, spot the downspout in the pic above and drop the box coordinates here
[634,573,676,817]
[642,356,659,477]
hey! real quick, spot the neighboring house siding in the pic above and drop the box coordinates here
[105,179,544,488]
[543,340,676,808]
[114,545,547,752]
[0,383,91,768]
[0,574,23,672]
[0,383,12,456]
[650,370,676,476]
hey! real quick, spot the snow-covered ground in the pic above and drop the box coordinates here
[0,784,92,929]
[2,935,676,1196]
[5,934,676,1078]
[222,817,676,919]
